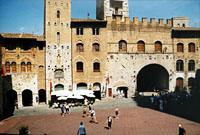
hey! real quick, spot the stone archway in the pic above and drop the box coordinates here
[22,89,33,106]
[137,64,169,92]
[39,89,46,103]
[6,90,17,106]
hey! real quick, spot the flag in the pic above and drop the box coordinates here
[106,77,110,84]
[2,65,5,76]
[50,81,52,89]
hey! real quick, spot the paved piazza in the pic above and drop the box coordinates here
[0,99,200,135]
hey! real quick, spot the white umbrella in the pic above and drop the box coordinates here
[57,96,68,100]
[86,94,95,98]
[51,90,73,97]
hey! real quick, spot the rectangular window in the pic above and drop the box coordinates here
[92,28,99,35]
[76,28,83,35]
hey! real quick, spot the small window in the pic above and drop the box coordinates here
[183,23,185,27]
[119,40,127,52]
[57,10,60,18]
[77,62,83,72]
[176,60,184,71]
[54,22,57,26]
[11,62,17,73]
[188,60,195,71]
[137,40,145,52]
[92,28,99,35]
[177,43,184,52]
[55,2,57,5]
[21,62,26,72]
[48,22,50,26]
[48,1,50,5]
[57,32,60,40]
[93,62,100,72]
[61,23,63,26]
[76,43,84,52]
[27,62,32,72]
[188,43,195,52]
[61,3,63,6]
[93,43,100,52]
[66,3,68,7]
[5,62,10,73]
[154,41,162,53]
[76,28,83,35]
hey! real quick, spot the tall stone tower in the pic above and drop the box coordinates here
[44,0,72,101]
[96,0,129,21]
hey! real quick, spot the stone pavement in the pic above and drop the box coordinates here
[0,98,200,135]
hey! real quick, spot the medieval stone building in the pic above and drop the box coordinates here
[0,0,200,109]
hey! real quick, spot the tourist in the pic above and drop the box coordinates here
[65,103,70,115]
[107,115,113,129]
[179,124,186,135]
[77,122,86,135]
[159,99,163,111]
[90,109,98,124]
[115,107,119,119]
[82,105,87,117]
[84,98,88,106]
[61,105,65,117]
[87,105,92,117]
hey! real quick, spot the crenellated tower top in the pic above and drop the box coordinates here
[96,0,129,21]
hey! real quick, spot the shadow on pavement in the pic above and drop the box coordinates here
[133,94,200,123]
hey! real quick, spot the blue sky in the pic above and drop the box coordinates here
[0,0,199,35]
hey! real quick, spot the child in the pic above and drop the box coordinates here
[115,107,119,119]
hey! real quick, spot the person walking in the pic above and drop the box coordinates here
[179,124,186,135]
[65,103,70,115]
[115,107,119,119]
[107,115,113,129]
[82,105,87,117]
[77,122,86,135]
[90,109,98,124]
[61,105,65,117]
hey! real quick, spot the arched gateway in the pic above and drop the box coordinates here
[137,64,169,92]
[22,89,33,106]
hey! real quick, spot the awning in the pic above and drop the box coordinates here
[57,96,68,100]
[51,90,73,97]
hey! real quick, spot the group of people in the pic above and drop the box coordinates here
[149,90,192,111]
[60,102,70,117]
[77,106,120,135]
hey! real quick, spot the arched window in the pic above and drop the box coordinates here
[57,10,60,18]
[55,84,64,91]
[77,83,87,90]
[137,40,145,52]
[21,62,26,72]
[154,41,162,52]
[5,62,10,73]
[177,43,184,52]
[54,69,64,78]
[119,40,127,52]
[93,43,100,52]
[188,60,195,71]
[176,60,184,71]
[93,83,101,91]
[57,32,60,40]
[11,62,17,73]
[93,62,100,72]
[27,62,32,72]
[188,43,195,52]
[77,62,83,72]
[76,43,84,52]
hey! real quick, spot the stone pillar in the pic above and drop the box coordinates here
[18,94,23,107]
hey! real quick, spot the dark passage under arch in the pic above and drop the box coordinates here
[137,64,169,92]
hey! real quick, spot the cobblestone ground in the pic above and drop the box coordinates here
[0,98,200,135]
